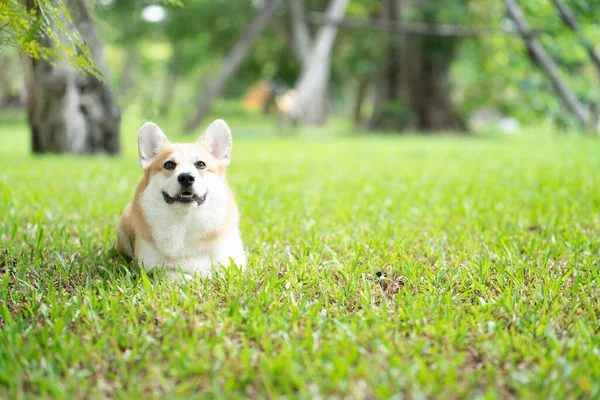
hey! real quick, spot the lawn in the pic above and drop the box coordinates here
[1,120,599,398]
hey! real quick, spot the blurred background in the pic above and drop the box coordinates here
[1,0,600,153]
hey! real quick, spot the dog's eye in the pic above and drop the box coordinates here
[164,161,176,170]
[195,161,206,170]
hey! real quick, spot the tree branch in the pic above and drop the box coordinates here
[504,0,589,127]
[185,0,279,132]
[289,0,313,65]
[551,0,600,81]
[308,12,543,37]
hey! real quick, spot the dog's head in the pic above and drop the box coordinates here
[137,119,233,210]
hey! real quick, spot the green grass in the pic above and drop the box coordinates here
[1,120,599,398]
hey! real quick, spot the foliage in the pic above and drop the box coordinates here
[453,0,600,127]
[0,0,182,78]
[3,0,600,128]
[1,121,599,397]
[0,48,23,106]
[0,0,100,77]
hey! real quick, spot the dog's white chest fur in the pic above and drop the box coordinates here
[138,190,245,279]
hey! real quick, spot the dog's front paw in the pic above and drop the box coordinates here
[166,270,195,282]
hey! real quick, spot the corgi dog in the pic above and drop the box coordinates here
[116,120,245,280]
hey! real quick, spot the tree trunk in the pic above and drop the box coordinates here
[403,36,466,132]
[23,0,120,155]
[285,0,329,123]
[353,77,369,126]
[290,0,349,125]
[367,0,466,132]
[185,0,279,132]
[504,0,589,127]
[289,0,313,66]
[367,0,401,130]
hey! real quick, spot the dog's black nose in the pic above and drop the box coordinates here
[178,172,195,187]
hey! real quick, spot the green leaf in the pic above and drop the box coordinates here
[23,16,43,43]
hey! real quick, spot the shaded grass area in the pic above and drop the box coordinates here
[1,122,599,398]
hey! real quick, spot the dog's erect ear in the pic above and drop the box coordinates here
[198,119,232,166]
[138,122,168,169]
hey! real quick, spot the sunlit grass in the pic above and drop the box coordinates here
[1,121,599,398]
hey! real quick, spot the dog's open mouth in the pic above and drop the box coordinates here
[162,190,207,205]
